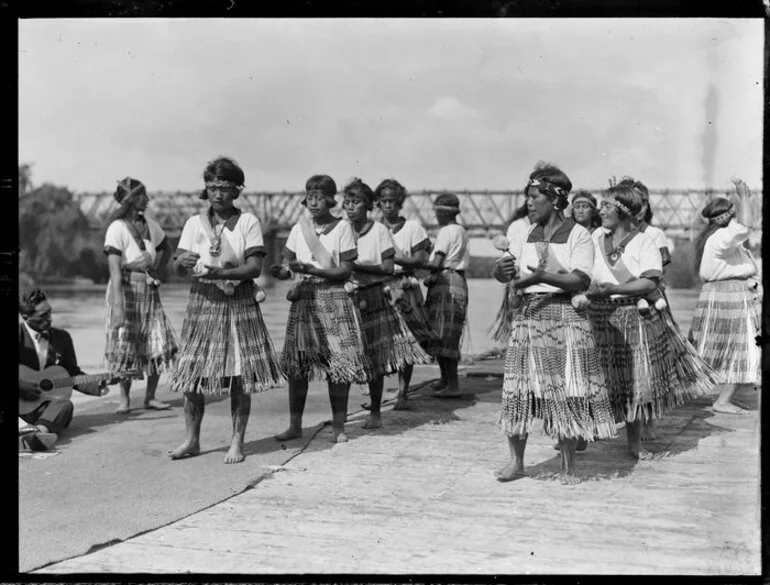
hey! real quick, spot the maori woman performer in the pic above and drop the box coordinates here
[344,178,430,427]
[587,184,718,460]
[424,192,470,398]
[271,174,369,444]
[494,161,615,485]
[170,156,284,464]
[374,178,437,410]
[569,190,602,234]
[104,177,178,414]
[689,178,762,414]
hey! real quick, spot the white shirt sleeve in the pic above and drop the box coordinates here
[243,214,265,253]
[711,222,751,258]
[177,217,196,253]
[285,225,299,254]
[433,226,452,255]
[337,221,358,259]
[379,224,396,259]
[638,234,663,276]
[569,225,594,277]
[410,222,431,254]
[104,220,130,253]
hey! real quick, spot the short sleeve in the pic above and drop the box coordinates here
[569,225,594,284]
[433,226,452,255]
[243,214,266,258]
[104,221,129,256]
[378,224,396,260]
[712,222,751,258]
[176,217,197,254]
[409,222,431,254]
[337,221,358,262]
[638,234,663,279]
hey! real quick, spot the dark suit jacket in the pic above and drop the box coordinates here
[19,323,86,377]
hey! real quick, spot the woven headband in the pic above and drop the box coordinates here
[115,177,145,203]
[571,194,597,209]
[601,197,635,218]
[527,178,568,198]
[710,205,736,225]
[205,178,243,191]
[433,204,460,212]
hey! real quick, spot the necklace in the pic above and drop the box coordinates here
[209,221,226,257]
[606,230,637,263]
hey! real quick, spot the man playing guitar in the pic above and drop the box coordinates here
[19,288,108,451]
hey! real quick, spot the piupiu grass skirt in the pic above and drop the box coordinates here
[688,278,762,384]
[387,275,439,352]
[280,277,370,384]
[104,270,178,379]
[171,279,284,395]
[590,296,718,424]
[356,282,432,379]
[497,294,616,441]
[489,281,521,344]
[424,270,468,360]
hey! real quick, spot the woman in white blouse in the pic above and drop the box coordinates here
[493,162,615,485]
[170,157,283,464]
[587,184,718,459]
[343,178,430,428]
[374,178,437,410]
[689,178,761,414]
[103,177,178,414]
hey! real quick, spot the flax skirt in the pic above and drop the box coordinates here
[424,270,468,360]
[171,279,284,394]
[104,270,178,379]
[498,295,616,441]
[688,278,762,385]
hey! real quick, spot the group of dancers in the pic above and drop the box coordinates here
[19,155,761,483]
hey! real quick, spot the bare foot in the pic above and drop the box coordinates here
[116,400,130,415]
[362,415,382,429]
[495,462,527,482]
[274,428,303,441]
[169,439,200,460]
[641,422,657,441]
[430,379,447,390]
[433,388,462,398]
[628,444,654,460]
[332,429,348,443]
[144,399,171,410]
[560,473,582,485]
[393,394,410,410]
[224,441,245,464]
[712,401,748,415]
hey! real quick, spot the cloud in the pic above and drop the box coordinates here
[428,97,481,121]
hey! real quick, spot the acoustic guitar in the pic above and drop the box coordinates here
[19,364,130,415]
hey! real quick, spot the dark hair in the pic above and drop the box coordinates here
[434,191,461,214]
[617,176,653,223]
[693,197,734,275]
[303,174,338,208]
[19,287,48,317]
[108,177,146,223]
[200,156,245,200]
[604,184,644,221]
[374,178,407,207]
[570,190,602,229]
[528,161,572,210]
[342,177,375,211]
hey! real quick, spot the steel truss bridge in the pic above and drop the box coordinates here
[75,189,754,240]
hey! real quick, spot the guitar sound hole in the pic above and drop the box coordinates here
[38,380,54,392]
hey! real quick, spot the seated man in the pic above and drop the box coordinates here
[19,288,106,451]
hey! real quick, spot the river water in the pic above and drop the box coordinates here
[45,278,701,376]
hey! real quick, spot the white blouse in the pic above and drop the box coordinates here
[104,215,166,270]
[351,221,396,287]
[505,217,532,261]
[177,209,265,268]
[641,223,671,266]
[285,217,358,269]
[430,223,470,270]
[518,219,594,294]
[591,228,662,298]
[390,219,431,274]
[699,221,757,282]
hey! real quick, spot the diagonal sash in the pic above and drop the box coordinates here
[198,213,240,268]
[299,213,336,269]
[597,231,635,283]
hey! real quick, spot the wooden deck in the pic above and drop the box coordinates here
[37,368,761,576]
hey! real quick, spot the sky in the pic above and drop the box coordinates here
[19,18,764,194]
